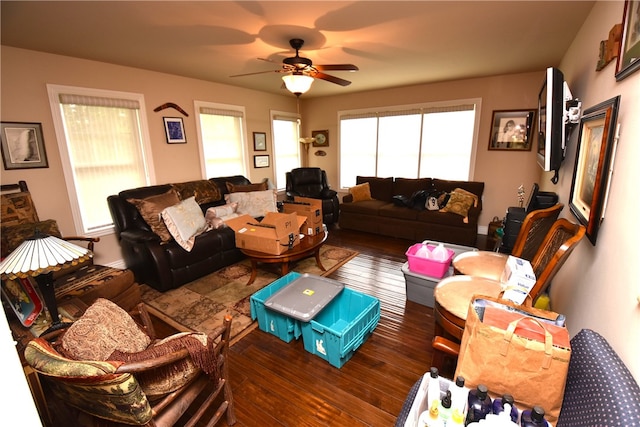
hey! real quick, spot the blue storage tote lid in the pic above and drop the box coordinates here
[264,273,344,321]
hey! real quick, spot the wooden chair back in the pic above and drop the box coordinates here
[528,218,586,301]
[511,203,564,261]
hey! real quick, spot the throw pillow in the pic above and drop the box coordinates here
[161,197,207,251]
[172,180,221,204]
[226,180,268,193]
[206,202,238,218]
[127,189,180,242]
[439,188,479,223]
[225,189,277,218]
[206,213,240,230]
[349,182,373,202]
[61,298,151,361]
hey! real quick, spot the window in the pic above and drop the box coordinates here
[339,100,481,188]
[271,111,301,190]
[47,85,154,235]
[194,101,248,178]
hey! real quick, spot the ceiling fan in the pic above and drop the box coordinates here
[231,38,359,94]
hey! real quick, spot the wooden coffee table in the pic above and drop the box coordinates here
[240,231,328,285]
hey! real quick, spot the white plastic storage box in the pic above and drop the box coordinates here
[300,288,380,368]
[403,241,477,306]
[402,262,452,307]
[250,272,303,343]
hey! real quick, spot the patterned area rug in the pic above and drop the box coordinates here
[140,245,358,343]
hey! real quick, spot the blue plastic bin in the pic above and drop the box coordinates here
[250,272,303,342]
[300,288,380,368]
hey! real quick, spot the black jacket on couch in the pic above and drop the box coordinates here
[107,176,250,292]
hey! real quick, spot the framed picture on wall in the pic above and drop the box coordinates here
[254,155,269,168]
[253,132,267,151]
[488,110,535,151]
[569,96,620,245]
[616,0,640,81]
[0,122,49,170]
[163,117,186,144]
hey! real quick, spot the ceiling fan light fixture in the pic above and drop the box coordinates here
[282,73,314,95]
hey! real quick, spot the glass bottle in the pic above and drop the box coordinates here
[492,393,518,423]
[465,384,492,425]
[520,406,549,427]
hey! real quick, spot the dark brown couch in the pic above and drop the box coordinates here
[339,176,484,247]
[107,176,251,292]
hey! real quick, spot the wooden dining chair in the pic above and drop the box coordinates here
[431,217,586,371]
[452,203,564,281]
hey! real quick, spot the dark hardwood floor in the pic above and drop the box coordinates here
[221,226,482,426]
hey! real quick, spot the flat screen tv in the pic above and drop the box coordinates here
[537,67,568,184]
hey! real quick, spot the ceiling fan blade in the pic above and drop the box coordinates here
[310,71,352,86]
[258,57,279,64]
[230,69,280,77]
[314,64,359,72]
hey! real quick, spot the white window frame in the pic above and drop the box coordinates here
[338,98,482,189]
[194,100,249,179]
[270,110,302,190]
[47,84,155,237]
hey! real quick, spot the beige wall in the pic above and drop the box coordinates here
[0,47,297,266]
[542,0,640,382]
[300,72,545,228]
[2,0,638,383]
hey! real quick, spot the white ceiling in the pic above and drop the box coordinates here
[1,1,596,98]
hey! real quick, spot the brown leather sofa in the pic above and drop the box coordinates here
[339,176,484,247]
[107,176,250,292]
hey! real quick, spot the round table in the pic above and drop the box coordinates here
[452,250,509,282]
[433,275,503,340]
[239,231,328,285]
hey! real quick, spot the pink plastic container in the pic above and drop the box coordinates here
[405,243,455,278]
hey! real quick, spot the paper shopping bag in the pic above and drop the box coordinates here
[454,296,571,423]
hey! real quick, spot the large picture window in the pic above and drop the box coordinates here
[271,112,301,190]
[194,101,248,178]
[339,100,481,188]
[48,85,154,235]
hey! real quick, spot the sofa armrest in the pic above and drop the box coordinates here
[342,194,354,203]
[120,229,161,244]
[285,190,302,199]
[466,204,482,225]
[319,188,337,199]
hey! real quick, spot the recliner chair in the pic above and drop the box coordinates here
[285,167,339,225]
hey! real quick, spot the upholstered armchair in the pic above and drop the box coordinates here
[24,299,236,426]
[285,167,339,225]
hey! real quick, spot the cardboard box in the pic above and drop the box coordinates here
[282,197,323,235]
[225,212,306,255]
[500,255,536,304]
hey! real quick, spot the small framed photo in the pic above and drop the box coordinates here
[163,117,186,144]
[253,132,267,151]
[1,122,48,170]
[254,154,269,168]
[616,0,640,81]
[488,110,535,151]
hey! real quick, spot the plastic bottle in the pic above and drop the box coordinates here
[450,376,467,426]
[432,243,449,261]
[418,408,442,427]
[465,384,492,425]
[427,367,441,416]
[520,406,549,427]
[492,393,518,423]
[438,389,452,425]
[416,243,430,258]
